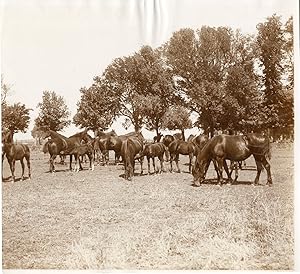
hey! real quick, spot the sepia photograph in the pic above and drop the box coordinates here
[1,0,298,271]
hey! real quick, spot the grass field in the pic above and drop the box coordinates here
[2,143,294,270]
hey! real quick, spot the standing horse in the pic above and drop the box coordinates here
[162,135,175,162]
[107,131,140,164]
[2,130,31,182]
[94,130,117,165]
[41,129,89,172]
[69,142,95,172]
[192,133,272,186]
[138,142,166,174]
[168,139,197,173]
[120,132,144,180]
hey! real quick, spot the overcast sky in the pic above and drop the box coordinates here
[1,0,297,140]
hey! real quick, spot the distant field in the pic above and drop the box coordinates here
[2,143,294,270]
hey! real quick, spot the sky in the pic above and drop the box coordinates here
[0,0,297,140]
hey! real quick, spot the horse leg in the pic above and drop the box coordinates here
[253,155,263,186]
[69,155,73,171]
[170,154,174,173]
[175,154,180,173]
[9,159,16,182]
[216,157,224,186]
[147,156,151,174]
[159,155,165,173]
[79,155,83,171]
[50,155,56,173]
[139,157,143,175]
[189,153,193,173]
[89,153,95,171]
[20,158,25,180]
[262,156,272,186]
[26,155,31,179]
[224,160,233,185]
[152,157,156,174]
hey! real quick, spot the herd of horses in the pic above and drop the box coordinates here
[1,127,272,186]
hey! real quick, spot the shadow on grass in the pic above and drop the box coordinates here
[190,178,263,187]
[2,176,30,182]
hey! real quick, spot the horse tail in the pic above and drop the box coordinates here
[265,137,272,160]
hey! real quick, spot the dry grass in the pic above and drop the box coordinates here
[2,144,294,270]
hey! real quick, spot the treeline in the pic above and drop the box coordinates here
[2,14,294,141]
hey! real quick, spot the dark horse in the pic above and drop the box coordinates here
[107,131,140,164]
[94,130,117,165]
[168,139,197,173]
[68,142,95,172]
[138,142,166,174]
[41,129,89,172]
[162,135,175,161]
[153,132,163,143]
[192,133,272,186]
[2,129,31,182]
[120,132,144,180]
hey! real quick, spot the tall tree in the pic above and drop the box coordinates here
[103,45,174,132]
[256,14,285,130]
[35,91,71,131]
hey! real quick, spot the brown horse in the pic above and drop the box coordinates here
[139,142,166,174]
[192,133,272,186]
[94,130,117,165]
[168,139,197,173]
[162,135,175,162]
[120,132,144,180]
[68,142,94,172]
[2,129,31,182]
[107,131,140,164]
[41,129,89,172]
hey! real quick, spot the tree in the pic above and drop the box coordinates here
[73,79,120,132]
[162,106,192,139]
[2,103,31,132]
[1,74,11,106]
[103,45,175,132]
[35,91,71,131]
[256,14,285,130]
[166,26,259,135]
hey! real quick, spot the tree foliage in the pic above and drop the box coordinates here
[2,103,31,132]
[73,80,120,132]
[162,106,192,133]
[256,14,293,130]
[35,91,71,131]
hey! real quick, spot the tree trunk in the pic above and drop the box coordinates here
[181,129,185,141]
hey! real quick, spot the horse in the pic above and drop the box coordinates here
[94,130,118,165]
[187,134,209,151]
[173,132,184,141]
[68,142,94,172]
[168,139,197,173]
[162,135,175,161]
[2,129,31,182]
[107,131,140,164]
[138,142,166,174]
[192,133,272,186]
[120,132,144,180]
[40,129,89,172]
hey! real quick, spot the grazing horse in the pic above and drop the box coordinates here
[162,135,175,161]
[192,133,272,186]
[139,142,166,174]
[120,132,144,180]
[2,130,31,182]
[41,129,89,172]
[168,139,197,173]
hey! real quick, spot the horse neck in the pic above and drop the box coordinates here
[49,130,66,139]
